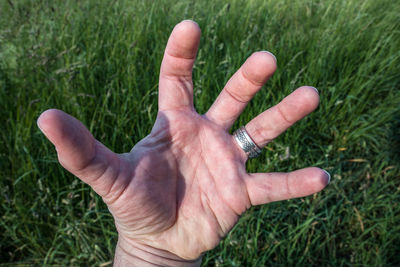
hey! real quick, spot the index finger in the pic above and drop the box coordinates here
[158,20,201,111]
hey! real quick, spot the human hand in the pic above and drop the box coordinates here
[37,20,329,266]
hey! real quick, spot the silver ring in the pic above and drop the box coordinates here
[233,126,261,158]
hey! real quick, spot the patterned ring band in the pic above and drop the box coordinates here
[233,126,262,158]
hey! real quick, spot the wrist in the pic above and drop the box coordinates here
[114,236,202,267]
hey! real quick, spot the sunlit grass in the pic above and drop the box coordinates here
[1,0,399,265]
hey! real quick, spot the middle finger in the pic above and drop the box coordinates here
[205,51,277,130]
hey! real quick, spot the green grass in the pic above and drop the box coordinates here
[1,0,400,265]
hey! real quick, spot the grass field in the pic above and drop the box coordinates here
[1,0,400,265]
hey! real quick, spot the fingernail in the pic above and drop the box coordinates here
[37,120,44,133]
[310,86,319,94]
[262,51,277,63]
[37,116,48,136]
[181,19,199,27]
[323,170,331,184]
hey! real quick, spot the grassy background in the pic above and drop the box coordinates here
[1,0,400,265]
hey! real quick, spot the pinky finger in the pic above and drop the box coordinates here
[245,167,330,205]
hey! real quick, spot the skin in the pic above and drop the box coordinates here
[37,20,330,266]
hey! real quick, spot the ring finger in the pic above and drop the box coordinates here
[245,86,320,149]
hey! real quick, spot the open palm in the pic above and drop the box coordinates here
[38,20,329,264]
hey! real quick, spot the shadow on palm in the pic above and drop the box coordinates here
[107,110,249,259]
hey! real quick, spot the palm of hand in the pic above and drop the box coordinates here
[38,20,329,261]
[108,110,249,259]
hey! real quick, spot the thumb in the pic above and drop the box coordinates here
[37,109,120,197]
